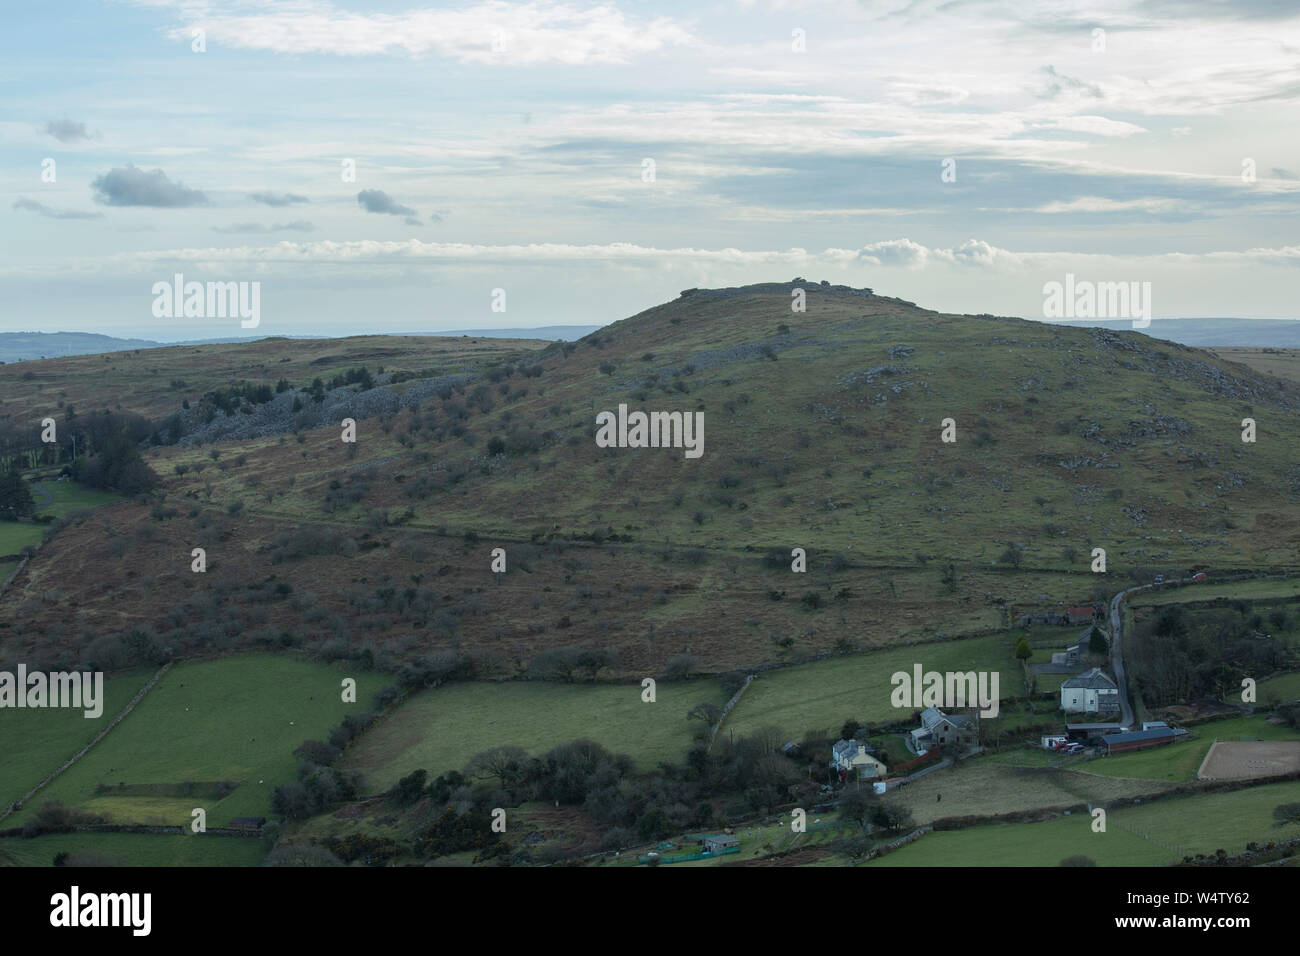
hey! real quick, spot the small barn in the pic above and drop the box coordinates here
[702,834,740,854]
[1067,607,1097,625]
[1102,728,1176,754]
[1067,722,1124,741]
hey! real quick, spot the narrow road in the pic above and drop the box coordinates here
[1108,585,1145,731]
[31,480,53,510]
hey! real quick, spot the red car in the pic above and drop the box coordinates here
[1192,572,1207,581]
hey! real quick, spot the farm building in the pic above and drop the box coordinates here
[1066,606,1098,625]
[1051,641,1090,666]
[1018,609,1066,627]
[1067,722,1125,740]
[701,834,740,854]
[830,739,888,781]
[1060,668,1120,715]
[1102,728,1176,754]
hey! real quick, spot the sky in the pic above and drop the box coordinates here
[2,0,1299,340]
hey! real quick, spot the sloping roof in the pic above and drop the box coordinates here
[1062,667,1117,690]
[919,706,974,732]
[1104,728,1174,745]
[831,738,865,761]
[919,707,946,731]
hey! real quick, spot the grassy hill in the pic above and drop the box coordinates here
[3,282,1299,680]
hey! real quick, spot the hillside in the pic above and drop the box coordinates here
[3,281,1299,680]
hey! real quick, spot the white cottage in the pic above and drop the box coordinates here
[1060,667,1120,714]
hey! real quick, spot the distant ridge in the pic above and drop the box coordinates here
[0,325,602,363]
[422,326,600,340]
[1042,318,1300,348]
[0,331,159,363]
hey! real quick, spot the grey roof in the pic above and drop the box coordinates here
[832,738,863,764]
[1061,667,1118,690]
[920,706,974,732]
[1104,728,1175,745]
[919,707,945,731]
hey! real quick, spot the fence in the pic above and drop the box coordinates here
[706,674,756,753]
[638,846,740,865]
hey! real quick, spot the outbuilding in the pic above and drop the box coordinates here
[702,834,740,854]
[1102,728,1176,754]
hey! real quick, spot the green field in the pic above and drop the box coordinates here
[341,678,729,792]
[871,778,1300,866]
[0,666,155,813]
[723,633,1019,741]
[0,831,269,867]
[0,524,42,557]
[1261,671,1300,704]
[37,480,121,519]
[0,480,121,556]
[6,654,387,827]
[1130,578,1300,607]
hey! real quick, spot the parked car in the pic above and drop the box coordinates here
[1153,575,1164,584]
[1192,572,1208,581]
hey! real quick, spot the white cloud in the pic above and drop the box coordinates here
[159,0,694,65]
[22,237,1300,280]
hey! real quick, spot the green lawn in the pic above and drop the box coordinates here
[1260,671,1300,705]
[341,678,728,792]
[6,654,387,827]
[870,778,1300,866]
[38,480,121,518]
[0,666,155,812]
[0,481,122,556]
[724,633,1019,741]
[0,832,268,867]
[0,523,43,557]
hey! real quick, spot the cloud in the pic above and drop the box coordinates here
[1035,196,1186,214]
[211,221,316,234]
[44,119,95,142]
[357,189,417,217]
[248,191,310,206]
[90,164,208,207]
[855,238,932,268]
[158,0,694,66]
[403,216,422,226]
[1270,168,1298,180]
[12,198,104,220]
[17,239,1300,289]
[1037,65,1104,101]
